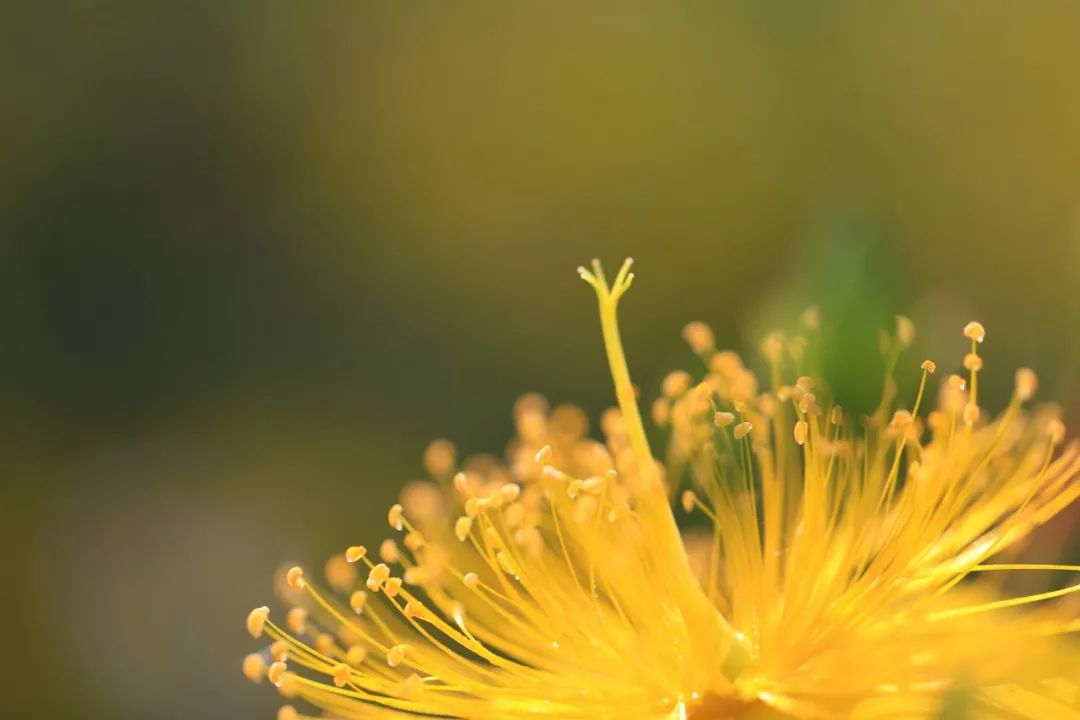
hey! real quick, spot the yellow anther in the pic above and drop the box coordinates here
[286,566,305,591]
[948,374,967,391]
[794,420,809,446]
[963,321,986,343]
[399,673,424,699]
[497,551,516,575]
[452,471,470,496]
[760,332,785,362]
[454,516,473,542]
[682,321,716,354]
[714,411,735,427]
[315,632,334,655]
[332,662,351,688]
[1015,368,1038,401]
[384,577,403,597]
[276,672,299,699]
[501,483,522,502]
[349,590,368,614]
[921,359,937,374]
[379,538,400,563]
[963,403,980,427]
[278,706,299,720]
[733,421,753,440]
[463,572,480,589]
[404,599,426,619]
[387,644,409,667]
[652,398,671,426]
[662,370,693,399]
[367,563,390,591]
[286,606,308,634]
[403,530,425,551]
[242,653,265,683]
[324,553,356,592]
[567,479,583,499]
[268,661,288,687]
[582,475,606,494]
[345,545,367,563]
[894,410,914,426]
[422,439,457,477]
[963,353,983,372]
[681,490,697,513]
[830,406,843,425]
[1049,419,1066,445]
[895,315,916,347]
[270,640,289,662]
[346,644,368,666]
[464,497,485,517]
[534,445,552,463]
[404,565,428,585]
[388,503,404,531]
[246,606,270,639]
[798,393,817,415]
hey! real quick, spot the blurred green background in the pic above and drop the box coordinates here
[5,3,1080,718]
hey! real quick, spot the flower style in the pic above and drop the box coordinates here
[244,259,1080,719]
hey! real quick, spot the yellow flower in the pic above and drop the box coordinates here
[244,259,1080,719]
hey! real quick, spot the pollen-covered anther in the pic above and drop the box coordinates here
[947,374,967,391]
[388,503,404,531]
[315,632,334,655]
[384,577,403,597]
[463,572,480,589]
[682,321,715,354]
[496,551,516,575]
[387,644,409,667]
[403,530,425,551]
[963,403,981,427]
[681,489,697,513]
[662,370,693,399]
[276,672,299,699]
[286,606,308,634]
[964,321,986,343]
[346,644,368,666]
[830,406,843,425]
[246,606,270,638]
[277,706,299,720]
[890,410,914,429]
[794,420,809,446]
[422,439,456,477]
[921,359,937,374]
[286,566,305,591]
[379,538,400,563]
[714,411,735,427]
[366,563,390,591]
[963,353,983,372]
[404,599,426,619]
[582,475,606,494]
[242,653,265,683]
[500,483,521,503]
[733,421,753,440]
[268,661,288,687]
[1049,419,1067,445]
[1015,367,1038,401]
[332,662,351,688]
[345,545,367,563]
[566,479,583,499]
[454,515,473,542]
[349,590,368,614]
[270,640,289,662]
[452,471,471,497]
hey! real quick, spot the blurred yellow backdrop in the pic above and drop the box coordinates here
[4,3,1080,718]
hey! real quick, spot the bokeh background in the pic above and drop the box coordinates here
[6,3,1080,718]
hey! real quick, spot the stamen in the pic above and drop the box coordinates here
[286,566,305,591]
[388,503,404,531]
[247,606,270,639]
[345,545,367,563]
[242,653,265,683]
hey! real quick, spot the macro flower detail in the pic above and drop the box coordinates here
[244,259,1080,719]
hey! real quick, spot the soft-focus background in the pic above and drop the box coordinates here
[6,4,1080,718]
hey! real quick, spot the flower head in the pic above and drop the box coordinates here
[245,260,1080,718]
